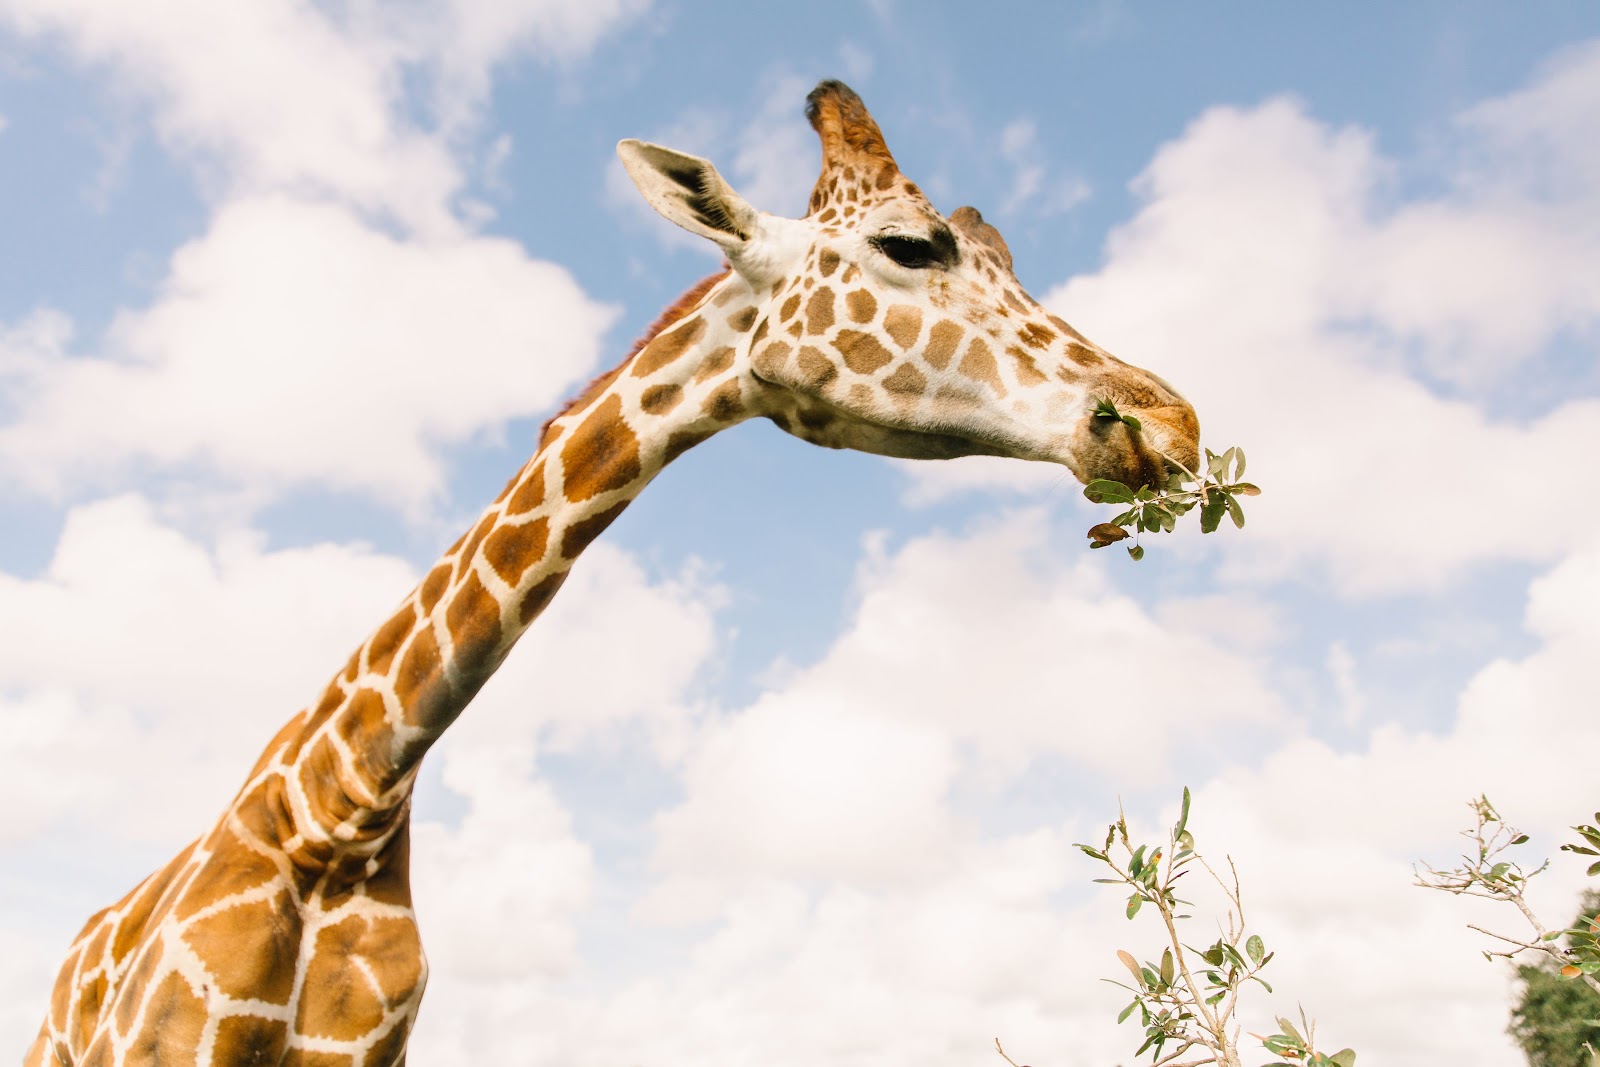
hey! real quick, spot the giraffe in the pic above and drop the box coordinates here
[25,81,1200,1067]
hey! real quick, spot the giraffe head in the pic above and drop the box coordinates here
[618,80,1198,488]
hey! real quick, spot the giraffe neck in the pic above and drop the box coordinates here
[271,272,761,864]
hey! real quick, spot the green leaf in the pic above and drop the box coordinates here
[1120,414,1142,433]
[1200,496,1227,534]
[1126,893,1143,920]
[1246,934,1265,966]
[1176,786,1191,840]
[1233,447,1247,480]
[1160,948,1175,987]
[1084,479,1136,504]
[1278,1016,1306,1043]
[1512,834,1530,845]
[1227,494,1246,528]
[1330,1049,1357,1067]
[1589,859,1600,877]
[1231,482,1262,496]
[1129,846,1147,878]
[1128,544,1145,561]
[1251,974,1274,993]
[1093,398,1121,420]
[1117,998,1139,1024]
[1488,862,1511,882]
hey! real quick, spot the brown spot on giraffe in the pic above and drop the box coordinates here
[758,340,792,369]
[364,1022,414,1067]
[840,263,861,284]
[631,314,707,377]
[173,835,280,920]
[805,287,836,334]
[334,687,397,795]
[182,890,300,1004]
[664,427,713,463]
[124,969,206,1063]
[845,289,877,323]
[560,500,631,560]
[1067,342,1103,367]
[883,361,928,398]
[924,319,963,369]
[1017,321,1055,349]
[726,306,757,332]
[701,378,744,421]
[1048,312,1089,342]
[818,248,841,277]
[233,778,295,851]
[796,345,837,388]
[211,1015,290,1065]
[365,609,415,676]
[297,733,363,830]
[641,382,686,415]
[297,918,391,1040]
[693,345,736,382]
[452,513,495,581]
[837,329,894,375]
[883,305,921,349]
[519,571,568,626]
[959,336,1006,395]
[109,855,190,966]
[394,626,445,728]
[1008,345,1048,386]
[418,562,451,615]
[508,460,553,515]
[779,293,801,322]
[560,395,641,502]
[445,572,501,680]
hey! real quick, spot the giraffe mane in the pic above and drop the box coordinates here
[538,267,732,443]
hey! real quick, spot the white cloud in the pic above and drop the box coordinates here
[0,0,648,230]
[730,73,819,220]
[0,195,616,509]
[376,0,651,132]
[996,115,1090,218]
[645,511,1280,914]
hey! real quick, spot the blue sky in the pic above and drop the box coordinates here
[3,3,1600,1063]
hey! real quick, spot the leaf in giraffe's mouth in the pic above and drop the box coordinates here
[1083,445,1260,562]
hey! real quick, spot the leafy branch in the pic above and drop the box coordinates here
[1065,788,1353,1067]
[1416,796,1600,995]
[1084,401,1259,561]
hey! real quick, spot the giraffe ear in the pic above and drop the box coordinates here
[617,140,758,249]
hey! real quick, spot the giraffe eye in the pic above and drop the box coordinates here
[870,234,945,270]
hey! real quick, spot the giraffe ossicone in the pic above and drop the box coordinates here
[28,80,1200,1067]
